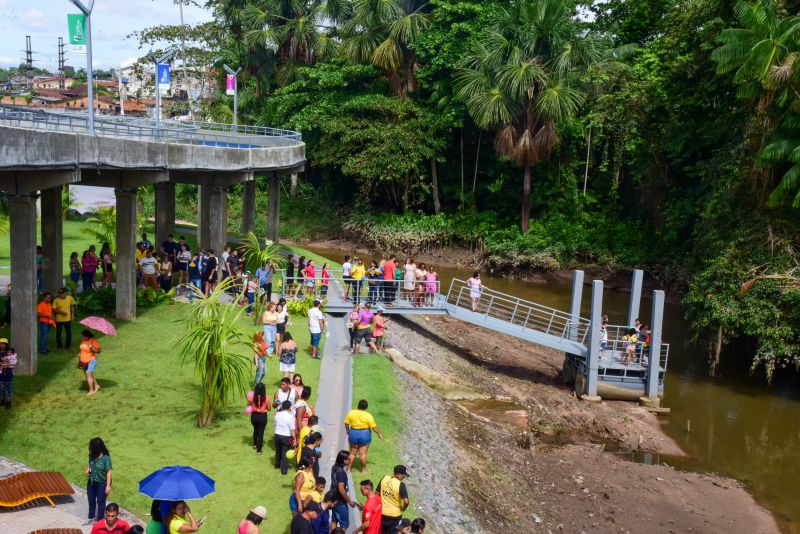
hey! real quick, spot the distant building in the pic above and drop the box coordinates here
[33,76,75,90]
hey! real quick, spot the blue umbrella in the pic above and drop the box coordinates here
[138,466,215,500]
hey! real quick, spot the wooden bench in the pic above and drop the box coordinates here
[28,529,83,534]
[0,471,75,508]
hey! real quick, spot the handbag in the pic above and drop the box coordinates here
[77,360,88,371]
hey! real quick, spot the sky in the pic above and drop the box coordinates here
[0,0,213,71]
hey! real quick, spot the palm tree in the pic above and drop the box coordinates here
[712,0,800,206]
[177,276,251,427]
[240,231,287,323]
[80,207,117,251]
[340,0,429,99]
[455,0,605,232]
[242,0,341,86]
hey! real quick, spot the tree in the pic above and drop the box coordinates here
[455,0,605,232]
[712,0,800,207]
[177,276,251,427]
[80,207,117,252]
[340,0,430,99]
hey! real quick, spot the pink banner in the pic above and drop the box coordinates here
[226,74,235,96]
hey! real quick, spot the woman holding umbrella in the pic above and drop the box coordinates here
[79,330,102,396]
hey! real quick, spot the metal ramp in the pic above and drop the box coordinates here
[442,279,590,356]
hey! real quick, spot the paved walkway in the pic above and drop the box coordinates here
[316,314,361,531]
[0,457,143,534]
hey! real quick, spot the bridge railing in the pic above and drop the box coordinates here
[0,105,302,148]
[576,339,670,379]
[445,278,592,343]
[278,273,441,308]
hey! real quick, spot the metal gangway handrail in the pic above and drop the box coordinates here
[575,339,670,379]
[445,278,592,344]
[0,104,303,148]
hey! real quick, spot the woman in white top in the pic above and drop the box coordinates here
[273,400,297,475]
[176,244,192,286]
[467,271,486,312]
[403,258,416,299]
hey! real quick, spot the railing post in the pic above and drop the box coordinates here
[523,308,531,330]
[646,290,665,398]
[586,280,604,398]
[485,295,494,316]
[510,301,519,324]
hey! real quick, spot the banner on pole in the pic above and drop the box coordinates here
[67,13,87,54]
[225,74,235,96]
[158,63,171,94]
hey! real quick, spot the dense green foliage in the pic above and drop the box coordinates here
[136,0,800,380]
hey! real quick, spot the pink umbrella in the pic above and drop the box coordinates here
[79,316,117,336]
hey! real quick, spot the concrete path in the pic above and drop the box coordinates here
[0,456,143,534]
[315,313,361,531]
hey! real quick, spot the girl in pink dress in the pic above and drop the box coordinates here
[425,267,438,306]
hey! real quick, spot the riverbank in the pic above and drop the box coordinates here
[381,314,779,533]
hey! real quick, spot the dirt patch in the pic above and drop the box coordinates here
[385,315,779,533]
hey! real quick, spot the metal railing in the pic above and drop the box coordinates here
[445,278,592,343]
[0,104,302,148]
[279,273,442,308]
[575,339,670,380]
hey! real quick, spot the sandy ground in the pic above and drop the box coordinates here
[385,315,779,534]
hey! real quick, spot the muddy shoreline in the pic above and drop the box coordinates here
[384,314,778,533]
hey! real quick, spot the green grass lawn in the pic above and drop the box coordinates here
[0,302,322,533]
[350,355,403,486]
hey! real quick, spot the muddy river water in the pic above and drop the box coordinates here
[303,245,800,532]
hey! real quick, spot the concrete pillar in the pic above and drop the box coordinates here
[9,194,38,375]
[197,185,211,251]
[627,269,643,327]
[586,280,604,397]
[646,290,665,398]
[209,186,228,254]
[242,180,256,234]
[41,185,64,293]
[115,188,137,321]
[267,174,280,243]
[568,270,584,341]
[155,182,176,248]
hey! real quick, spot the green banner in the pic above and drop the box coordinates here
[67,13,87,54]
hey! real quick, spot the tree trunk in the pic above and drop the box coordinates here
[583,127,592,196]
[403,172,411,212]
[709,326,723,377]
[430,158,441,214]
[460,129,465,210]
[290,174,298,198]
[472,130,482,193]
[521,162,532,233]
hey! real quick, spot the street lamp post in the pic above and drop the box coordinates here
[68,0,95,134]
[223,64,241,132]
[149,46,178,133]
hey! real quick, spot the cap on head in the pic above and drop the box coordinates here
[394,465,409,476]
[0,338,8,344]
[250,505,266,519]
[376,305,384,313]
[396,518,412,529]
[313,299,321,307]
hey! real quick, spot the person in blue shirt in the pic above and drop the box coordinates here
[311,491,336,534]
[255,263,275,302]
[187,252,202,300]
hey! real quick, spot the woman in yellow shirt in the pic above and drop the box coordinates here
[290,458,316,517]
[164,501,201,533]
[344,399,383,473]
[350,259,366,304]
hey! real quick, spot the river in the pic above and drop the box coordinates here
[302,244,800,533]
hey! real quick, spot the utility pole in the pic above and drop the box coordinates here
[58,37,66,90]
[68,0,95,134]
[24,35,34,91]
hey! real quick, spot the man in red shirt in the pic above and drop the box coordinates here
[355,479,382,534]
[90,503,131,534]
[382,255,396,304]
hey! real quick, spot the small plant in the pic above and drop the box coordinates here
[286,297,326,317]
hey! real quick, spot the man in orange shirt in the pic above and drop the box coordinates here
[36,293,55,354]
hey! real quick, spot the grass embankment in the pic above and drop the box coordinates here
[350,355,404,489]
[0,303,322,533]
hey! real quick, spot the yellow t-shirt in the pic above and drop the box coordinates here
[344,409,376,430]
[296,425,312,462]
[379,475,405,517]
[309,489,324,503]
[52,295,75,322]
[351,264,365,280]
[169,516,189,534]
[298,470,316,500]
[135,248,146,265]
